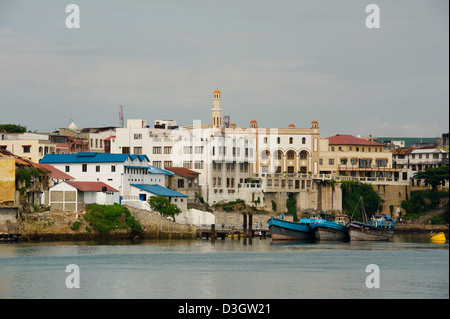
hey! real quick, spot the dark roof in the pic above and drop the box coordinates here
[38,164,74,180]
[65,181,119,192]
[326,134,385,146]
[165,167,200,178]
[40,152,149,163]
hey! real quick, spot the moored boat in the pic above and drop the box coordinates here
[311,214,349,241]
[430,231,446,243]
[268,217,312,240]
[347,197,396,241]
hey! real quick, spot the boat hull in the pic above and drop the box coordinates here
[268,218,312,240]
[313,225,348,241]
[348,223,394,241]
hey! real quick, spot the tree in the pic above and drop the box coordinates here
[148,195,182,222]
[413,166,449,191]
[0,124,26,133]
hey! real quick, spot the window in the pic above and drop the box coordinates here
[22,145,31,153]
[289,137,293,144]
[275,150,283,160]
[164,146,172,154]
[194,161,204,169]
[111,165,116,172]
[195,146,203,154]
[65,166,70,172]
[96,165,100,172]
[328,159,334,165]
[153,161,162,168]
[134,147,142,154]
[287,150,295,160]
[261,150,270,160]
[277,137,281,144]
[134,133,142,140]
[153,147,162,154]
[178,179,185,188]
[183,146,192,154]
[122,147,130,154]
[263,137,268,144]
[300,151,308,160]
[164,161,173,168]
[183,161,192,169]
[82,164,87,172]
[302,137,306,144]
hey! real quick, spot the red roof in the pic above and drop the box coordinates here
[326,134,385,147]
[165,167,200,179]
[38,164,74,180]
[65,181,119,192]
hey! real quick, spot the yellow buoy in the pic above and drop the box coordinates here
[430,232,446,243]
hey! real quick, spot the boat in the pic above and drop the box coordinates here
[347,197,396,241]
[311,214,349,241]
[430,231,446,243]
[268,212,319,240]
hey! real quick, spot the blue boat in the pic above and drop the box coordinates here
[310,214,349,241]
[268,217,312,240]
[268,212,320,240]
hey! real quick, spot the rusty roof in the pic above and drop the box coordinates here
[165,167,201,179]
[391,147,416,155]
[0,147,47,171]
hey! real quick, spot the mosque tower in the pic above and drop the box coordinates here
[211,89,222,129]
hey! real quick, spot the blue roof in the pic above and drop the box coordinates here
[131,184,188,197]
[40,152,149,164]
[148,165,174,176]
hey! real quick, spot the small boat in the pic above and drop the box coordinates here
[430,231,446,243]
[311,214,349,241]
[268,213,317,240]
[347,197,396,241]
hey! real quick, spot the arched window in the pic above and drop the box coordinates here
[302,137,306,144]
[260,150,270,160]
[287,150,295,160]
[300,150,308,160]
[276,150,283,160]
[289,137,293,144]
[277,137,281,144]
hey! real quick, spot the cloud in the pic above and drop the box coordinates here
[354,117,442,138]
[0,28,13,34]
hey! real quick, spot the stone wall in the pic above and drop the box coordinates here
[0,206,20,234]
[372,184,411,217]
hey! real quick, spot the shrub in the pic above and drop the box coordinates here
[83,204,142,233]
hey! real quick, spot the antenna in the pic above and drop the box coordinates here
[119,105,124,128]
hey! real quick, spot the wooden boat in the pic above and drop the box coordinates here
[311,214,349,241]
[268,213,318,240]
[430,231,446,243]
[347,197,396,241]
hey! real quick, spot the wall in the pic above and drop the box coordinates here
[0,206,20,234]
[0,158,15,204]
[373,184,411,217]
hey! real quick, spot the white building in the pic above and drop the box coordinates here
[111,89,320,206]
[40,152,188,211]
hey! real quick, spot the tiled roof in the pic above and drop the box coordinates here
[38,164,74,180]
[65,181,119,192]
[0,147,46,170]
[326,134,385,146]
[391,147,415,155]
[131,184,188,197]
[40,152,149,163]
[165,167,200,178]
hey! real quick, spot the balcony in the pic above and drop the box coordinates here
[337,164,401,172]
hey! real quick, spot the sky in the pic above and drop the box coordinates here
[0,0,448,138]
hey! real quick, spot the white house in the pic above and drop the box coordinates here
[48,181,119,212]
[40,152,189,211]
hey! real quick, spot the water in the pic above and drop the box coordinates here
[0,234,448,299]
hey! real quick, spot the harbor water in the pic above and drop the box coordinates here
[0,234,448,299]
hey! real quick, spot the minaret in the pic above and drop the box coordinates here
[211,89,222,129]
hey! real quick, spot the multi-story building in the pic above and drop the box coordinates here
[39,152,187,211]
[318,134,402,183]
[111,89,321,207]
[0,132,57,163]
[392,146,449,187]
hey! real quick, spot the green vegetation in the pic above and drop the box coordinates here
[271,200,277,212]
[0,124,27,133]
[148,195,182,222]
[71,221,82,231]
[341,181,382,220]
[286,194,298,222]
[16,168,42,188]
[83,204,142,233]
[213,199,245,212]
[401,190,449,223]
[413,166,449,191]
